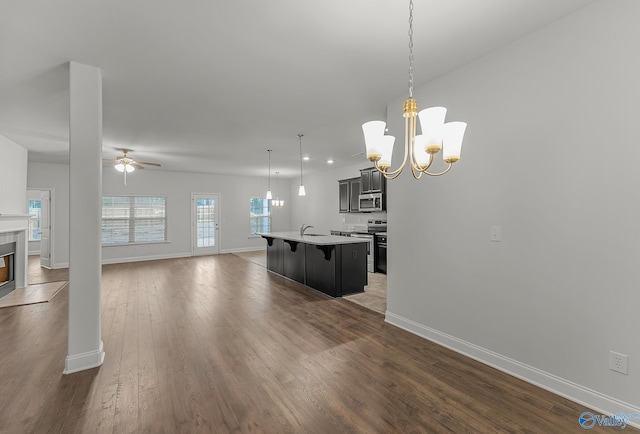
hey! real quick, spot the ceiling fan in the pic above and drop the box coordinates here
[103,149,161,185]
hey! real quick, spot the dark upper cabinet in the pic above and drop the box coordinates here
[361,169,371,193]
[338,177,361,213]
[349,178,361,212]
[338,179,350,213]
[371,169,383,192]
[360,167,385,193]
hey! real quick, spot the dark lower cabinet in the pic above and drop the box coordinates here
[283,240,305,283]
[265,237,284,275]
[305,245,338,297]
[305,243,367,297]
[339,243,368,295]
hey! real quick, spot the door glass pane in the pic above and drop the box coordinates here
[196,198,216,247]
[28,200,42,240]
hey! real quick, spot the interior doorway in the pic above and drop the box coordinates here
[27,188,53,269]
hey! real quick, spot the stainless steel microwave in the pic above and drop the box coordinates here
[359,193,384,212]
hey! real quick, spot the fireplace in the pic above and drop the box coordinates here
[0,214,30,293]
[0,242,16,298]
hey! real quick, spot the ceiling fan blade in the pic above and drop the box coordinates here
[135,161,161,167]
[102,159,118,165]
[131,163,145,170]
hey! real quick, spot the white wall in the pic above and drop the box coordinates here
[0,135,28,214]
[385,0,639,416]
[27,162,292,265]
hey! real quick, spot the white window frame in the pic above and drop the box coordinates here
[249,197,271,236]
[102,195,167,245]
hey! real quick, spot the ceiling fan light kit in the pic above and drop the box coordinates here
[103,149,161,185]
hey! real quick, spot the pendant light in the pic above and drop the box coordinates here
[362,0,467,180]
[298,134,306,196]
[266,149,273,200]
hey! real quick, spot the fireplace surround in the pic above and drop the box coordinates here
[0,242,16,298]
[0,214,30,296]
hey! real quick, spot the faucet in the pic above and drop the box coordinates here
[300,224,314,236]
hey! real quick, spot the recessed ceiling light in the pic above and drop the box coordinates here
[303,156,310,161]
[327,159,334,164]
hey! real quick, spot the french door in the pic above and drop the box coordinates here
[192,193,220,255]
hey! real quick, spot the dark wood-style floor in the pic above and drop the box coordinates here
[0,255,632,433]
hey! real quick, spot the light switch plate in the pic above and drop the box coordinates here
[490,226,501,242]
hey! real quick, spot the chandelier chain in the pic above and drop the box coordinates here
[408,0,414,98]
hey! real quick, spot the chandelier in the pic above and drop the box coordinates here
[271,171,284,207]
[362,0,467,180]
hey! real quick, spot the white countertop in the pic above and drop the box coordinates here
[258,231,369,246]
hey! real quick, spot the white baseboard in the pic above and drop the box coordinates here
[221,246,266,254]
[101,252,191,265]
[63,340,105,374]
[44,249,265,267]
[385,312,640,429]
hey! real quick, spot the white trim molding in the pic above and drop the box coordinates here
[63,340,105,374]
[101,252,192,265]
[220,246,266,254]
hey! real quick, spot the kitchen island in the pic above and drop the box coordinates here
[259,232,368,297]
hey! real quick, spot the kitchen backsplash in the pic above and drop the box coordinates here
[342,211,387,230]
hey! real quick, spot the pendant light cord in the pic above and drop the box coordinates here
[298,134,304,185]
[267,149,272,190]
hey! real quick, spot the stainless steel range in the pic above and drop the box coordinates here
[350,219,386,273]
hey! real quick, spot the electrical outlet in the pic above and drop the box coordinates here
[609,351,628,375]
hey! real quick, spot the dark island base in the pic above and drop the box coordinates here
[262,237,368,298]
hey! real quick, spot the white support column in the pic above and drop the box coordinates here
[64,61,104,374]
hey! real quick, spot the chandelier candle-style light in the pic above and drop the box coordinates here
[298,134,306,196]
[266,149,273,200]
[362,0,467,180]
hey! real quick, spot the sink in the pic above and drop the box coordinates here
[302,233,325,237]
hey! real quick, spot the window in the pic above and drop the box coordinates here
[28,199,42,241]
[249,198,271,235]
[102,196,167,245]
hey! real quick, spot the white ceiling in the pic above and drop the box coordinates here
[0,0,597,179]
